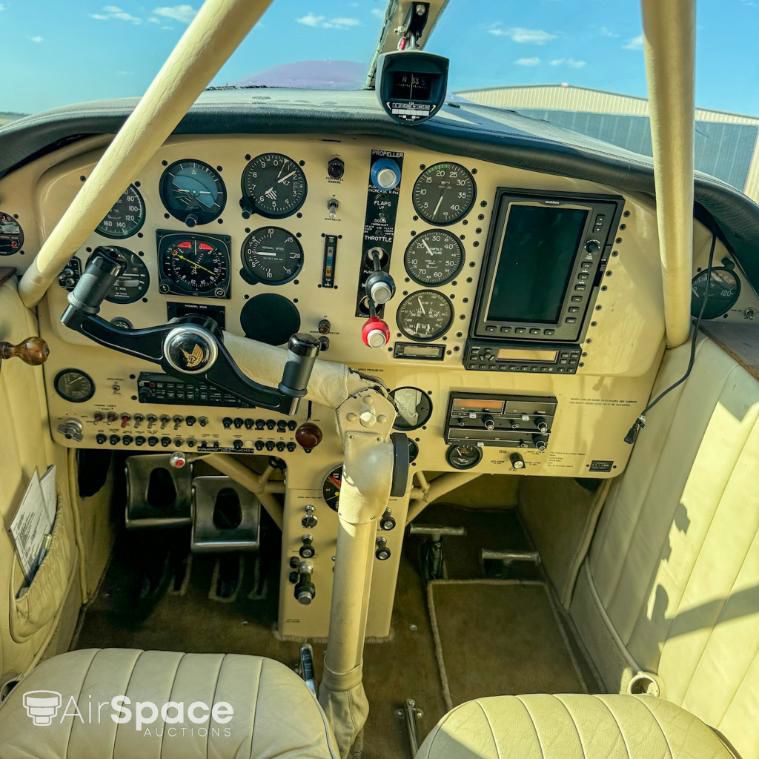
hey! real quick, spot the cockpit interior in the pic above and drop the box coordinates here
[0,1,757,757]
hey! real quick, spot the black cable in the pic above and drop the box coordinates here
[624,230,718,444]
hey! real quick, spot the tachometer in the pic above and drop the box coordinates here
[157,231,231,298]
[88,246,149,304]
[241,153,307,218]
[691,267,741,319]
[96,184,145,238]
[412,162,476,225]
[405,230,464,285]
[159,160,226,225]
[241,227,303,285]
[396,290,453,341]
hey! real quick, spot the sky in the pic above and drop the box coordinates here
[0,0,757,117]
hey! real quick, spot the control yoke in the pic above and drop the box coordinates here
[61,249,320,414]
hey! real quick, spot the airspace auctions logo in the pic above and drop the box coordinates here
[22,690,235,738]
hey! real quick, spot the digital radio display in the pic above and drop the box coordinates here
[496,348,558,362]
[452,398,505,413]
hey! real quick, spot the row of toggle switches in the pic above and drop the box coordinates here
[93,412,209,429]
[94,434,297,452]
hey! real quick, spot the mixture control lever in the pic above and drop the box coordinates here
[61,249,320,414]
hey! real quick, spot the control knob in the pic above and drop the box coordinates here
[375,537,392,561]
[483,415,496,431]
[299,536,316,559]
[380,510,397,531]
[370,158,401,191]
[584,239,601,254]
[510,453,526,470]
[361,316,390,348]
[296,423,323,452]
[291,562,316,605]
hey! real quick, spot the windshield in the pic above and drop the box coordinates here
[1,1,757,196]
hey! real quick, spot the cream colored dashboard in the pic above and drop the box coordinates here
[3,132,759,637]
[2,133,756,482]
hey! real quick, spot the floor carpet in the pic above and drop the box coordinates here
[428,580,587,710]
[75,504,591,757]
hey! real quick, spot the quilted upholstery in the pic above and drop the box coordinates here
[0,648,338,758]
[416,694,734,758]
[572,336,759,758]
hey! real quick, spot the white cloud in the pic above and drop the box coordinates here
[515,57,541,66]
[29,35,44,43]
[371,7,385,19]
[550,57,587,69]
[90,4,142,24]
[296,12,360,29]
[153,4,197,25]
[0,4,7,11]
[624,34,644,50]
[148,16,160,23]
[489,25,557,44]
[598,26,619,38]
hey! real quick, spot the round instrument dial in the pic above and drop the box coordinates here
[396,290,453,341]
[405,230,464,285]
[446,444,483,470]
[96,184,145,238]
[322,465,343,511]
[160,236,230,295]
[89,247,149,304]
[54,369,95,403]
[691,267,741,319]
[390,387,433,430]
[412,162,476,225]
[160,160,226,225]
[0,212,23,255]
[241,227,303,285]
[241,153,307,218]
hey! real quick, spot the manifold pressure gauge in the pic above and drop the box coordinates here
[375,51,449,125]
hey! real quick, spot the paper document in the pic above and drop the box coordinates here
[10,467,57,584]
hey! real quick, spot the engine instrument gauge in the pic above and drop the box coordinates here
[157,231,231,298]
[405,230,464,285]
[412,162,476,225]
[691,267,741,319]
[241,153,307,218]
[396,290,453,341]
[96,184,145,238]
[159,160,226,225]
[390,387,433,430]
[322,465,343,511]
[0,212,23,255]
[88,247,149,304]
[241,227,303,285]
[446,443,482,470]
[54,369,95,403]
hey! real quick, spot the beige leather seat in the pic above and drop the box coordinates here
[417,694,735,758]
[0,648,338,758]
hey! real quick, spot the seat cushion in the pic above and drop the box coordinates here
[417,694,735,759]
[0,648,337,758]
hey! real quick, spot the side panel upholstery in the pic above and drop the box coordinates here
[571,336,759,758]
[0,280,81,685]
